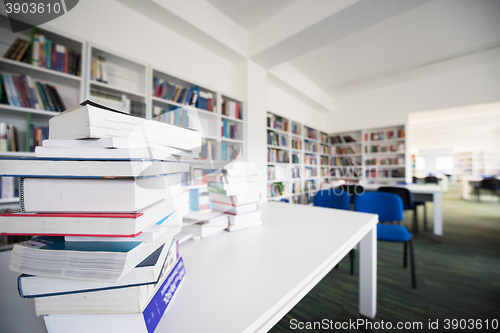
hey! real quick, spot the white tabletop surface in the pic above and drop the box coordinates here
[0,202,378,333]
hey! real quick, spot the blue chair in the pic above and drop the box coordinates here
[313,189,355,274]
[354,192,416,288]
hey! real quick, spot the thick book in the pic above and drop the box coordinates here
[182,214,228,239]
[34,145,198,160]
[19,174,182,213]
[227,219,263,232]
[42,258,185,333]
[0,157,189,178]
[0,193,189,237]
[35,256,184,316]
[63,202,190,242]
[207,182,261,196]
[228,210,262,226]
[10,226,181,283]
[48,100,201,152]
[210,192,261,206]
[18,239,177,298]
[211,202,258,215]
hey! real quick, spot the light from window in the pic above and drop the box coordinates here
[435,156,454,170]
[416,157,426,171]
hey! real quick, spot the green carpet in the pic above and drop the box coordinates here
[270,186,500,332]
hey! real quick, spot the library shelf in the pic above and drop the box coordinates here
[221,115,243,123]
[0,151,36,157]
[0,104,60,117]
[0,198,19,204]
[266,126,289,135]
[330,142,361,147]
[151,97,217,117]
[364,152,405,156]
[221,137,244,144]
[0,58,82,83]
[89,80,146,99]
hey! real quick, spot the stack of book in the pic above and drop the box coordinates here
[0,101,203,333]
[207,166,263,232]
[181,211,229,239]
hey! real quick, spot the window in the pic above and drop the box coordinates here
[416,157,426,171]
[435,156,454,170]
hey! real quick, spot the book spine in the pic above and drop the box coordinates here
[142,258,185,333]
[19,177,26,212]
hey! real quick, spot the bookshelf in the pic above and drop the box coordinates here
[363,125,407,184]
[267,112,329,205]
[0,21,246,209]
[329,125,408,185]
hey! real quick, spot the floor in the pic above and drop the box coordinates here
[270,186,500,332]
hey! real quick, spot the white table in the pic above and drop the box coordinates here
[0,202,378,333]
[363,184,443,236]
[459,176,500,200]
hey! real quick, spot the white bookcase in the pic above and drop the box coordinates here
[0,21,246,208]
[266,112,327,205]
[329,130,363,184]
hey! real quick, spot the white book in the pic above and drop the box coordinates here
[42,258,185,333]
[19,174,182,213]
[228,210,262,226]
[10,226,181,283]
[182,215,228,239]
[63,202,190,242]
[0,192,188,237]
[210,192,261,206]
[0,158,190,178]
[48,101,202,152]
[35,145,198,160]
[18,239,177,298]
[34,255,181,316]
[227,219,263,232]
[211,202,258,215]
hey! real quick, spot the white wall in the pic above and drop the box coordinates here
[40,0,240,99]
[325,47,500,133]
[416,149,454,176]
[266,82,329,132]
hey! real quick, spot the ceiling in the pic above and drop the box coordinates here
[124,0,500,106]
[206,0,297,31]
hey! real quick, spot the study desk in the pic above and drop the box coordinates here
[363,184,443,236]
[0,202,378,333]
[459,176,500,200]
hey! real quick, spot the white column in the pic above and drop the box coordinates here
[359,225,377,319]
[242,60,268,202]
[433,192,443,236]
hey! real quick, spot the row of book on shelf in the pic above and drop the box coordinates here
[0,121,49,152]
[365,157,405,166]
[153,106,192,129]
[267,130,287,147]
[152,78,215,112]
[330,135,357,144]
[291,138,301,150]
[365,169,404,178]
[90,90,146,118]
[0,100,205,333]
[365,143,405,153]
[366,129,405,141]
[304,127,317,140]
[268,148,288,163]
[331,156,359,166]
[267,113,288,132]
[1,73,66,111]
[221,99,242,120]
[267,165,302,181]
[304,154,317,165]
[334,146,358,155]
[4,34,81,76]
[91,55,108,83]
[221,119,241,140]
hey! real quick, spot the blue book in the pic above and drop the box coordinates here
[10,224,181,283]
[42,258,185,333]
[18,240,176,298]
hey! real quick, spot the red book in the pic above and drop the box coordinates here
[64,47,69,73]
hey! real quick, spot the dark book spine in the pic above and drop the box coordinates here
[41,84,56,111]
[49,85,66,111]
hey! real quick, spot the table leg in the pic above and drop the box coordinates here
[433,192,443,236]
[359,225,377,319]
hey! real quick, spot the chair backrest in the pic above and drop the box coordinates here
[480,178,500,189]
[313,189,350,210]
[378,186,414,207]
[354,191,403,222]
[424,176,439,184]
[336,184,364,203]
